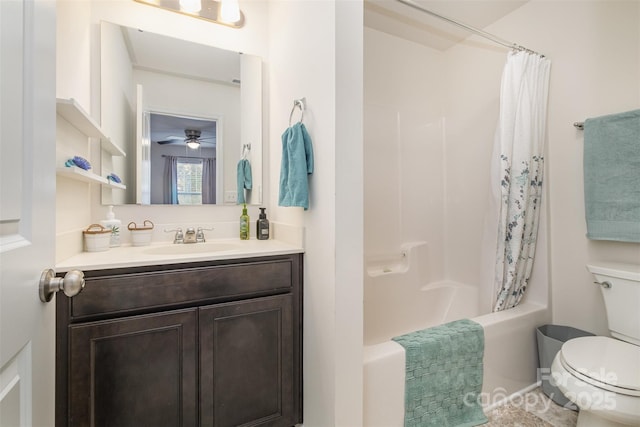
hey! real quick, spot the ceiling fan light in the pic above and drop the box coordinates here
[220,0,240,23]
[186,139,200,149]
[179,0,201,13]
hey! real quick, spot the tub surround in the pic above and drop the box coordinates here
[363,236,551,426]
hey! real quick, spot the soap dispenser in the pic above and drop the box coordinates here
[100,205,121,247]
[256,208,270,240]
[239,203,250,240]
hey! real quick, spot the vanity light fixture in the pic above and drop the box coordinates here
[134,0,245,28]
[179,0,201,13]
[220,0,240,23]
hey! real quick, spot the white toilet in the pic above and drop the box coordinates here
[551,262,640,427]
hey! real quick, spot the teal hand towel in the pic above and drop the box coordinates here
[392,319,487,427]
[584,109,640,242]
[279,122,314,210]
[237,158,252,204]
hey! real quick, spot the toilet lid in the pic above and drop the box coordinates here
[560,336,640,396]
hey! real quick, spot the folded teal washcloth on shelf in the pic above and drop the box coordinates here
[584,109,640,242]
[237,158,252,204]
[279,122,314,210]
[392,319,487,427]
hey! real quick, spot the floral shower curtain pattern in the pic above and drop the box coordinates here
[493,50,551,312]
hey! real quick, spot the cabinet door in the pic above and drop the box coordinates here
[200,295,294,427]
[68,309,198,427]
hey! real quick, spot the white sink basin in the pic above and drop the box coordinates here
[143,242,240,255]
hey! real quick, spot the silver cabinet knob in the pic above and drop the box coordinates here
[39,269,85,302]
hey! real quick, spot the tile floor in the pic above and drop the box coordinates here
[485,388,578,427]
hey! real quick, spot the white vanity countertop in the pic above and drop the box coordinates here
[56,239,304,272]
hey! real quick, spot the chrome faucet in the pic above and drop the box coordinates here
[165,226,213,244]
[164,228,184,244]
[184,228,197,244]
[196,227,214,243]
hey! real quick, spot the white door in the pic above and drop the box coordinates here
[0,0,57,425]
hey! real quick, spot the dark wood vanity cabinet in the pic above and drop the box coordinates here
[56,254,303,427]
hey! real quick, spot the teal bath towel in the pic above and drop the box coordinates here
[237,158,252,204]
[584,109,640,242]
[279,122,314,210]
[392,319,487,427]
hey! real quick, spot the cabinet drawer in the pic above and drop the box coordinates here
[70,258,294,320]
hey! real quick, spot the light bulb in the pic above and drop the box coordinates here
[220,0,240,22]
[186,140,200,149]
[179,0,201,13]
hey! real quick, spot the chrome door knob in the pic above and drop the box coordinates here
[39,269,85,302]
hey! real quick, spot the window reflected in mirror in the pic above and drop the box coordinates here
[147,112,219,204]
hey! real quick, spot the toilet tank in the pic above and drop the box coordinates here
[587,262,640,346]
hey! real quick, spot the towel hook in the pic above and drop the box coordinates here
[242,143,251,159]
[289,97,306,127]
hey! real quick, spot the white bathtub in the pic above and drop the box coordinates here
[363,280,550,426]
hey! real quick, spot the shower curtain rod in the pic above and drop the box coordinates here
[395,0,543,56]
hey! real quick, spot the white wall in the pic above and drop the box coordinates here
[100,21,135,205]
[56,1,93,259]
[476,0,640,336]
[268,1,363,425]
[56,0,91,109]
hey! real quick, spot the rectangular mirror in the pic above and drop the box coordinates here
[100,22,262,205]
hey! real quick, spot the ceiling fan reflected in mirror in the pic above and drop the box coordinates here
[156,129,216,150]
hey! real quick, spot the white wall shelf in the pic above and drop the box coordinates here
[102,138,126,157]
[56,167,108,185]
[56,98,108,139]
[56,97,126,157]
[57,167,127,191]
[105,181,126,190]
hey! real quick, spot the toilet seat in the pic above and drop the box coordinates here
[559,336,640,397]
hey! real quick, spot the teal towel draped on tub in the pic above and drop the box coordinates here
[392,319,487,427]
[584,109,640,242]
[279,122,314,210]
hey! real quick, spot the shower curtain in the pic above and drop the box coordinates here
[493,50,551,312]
